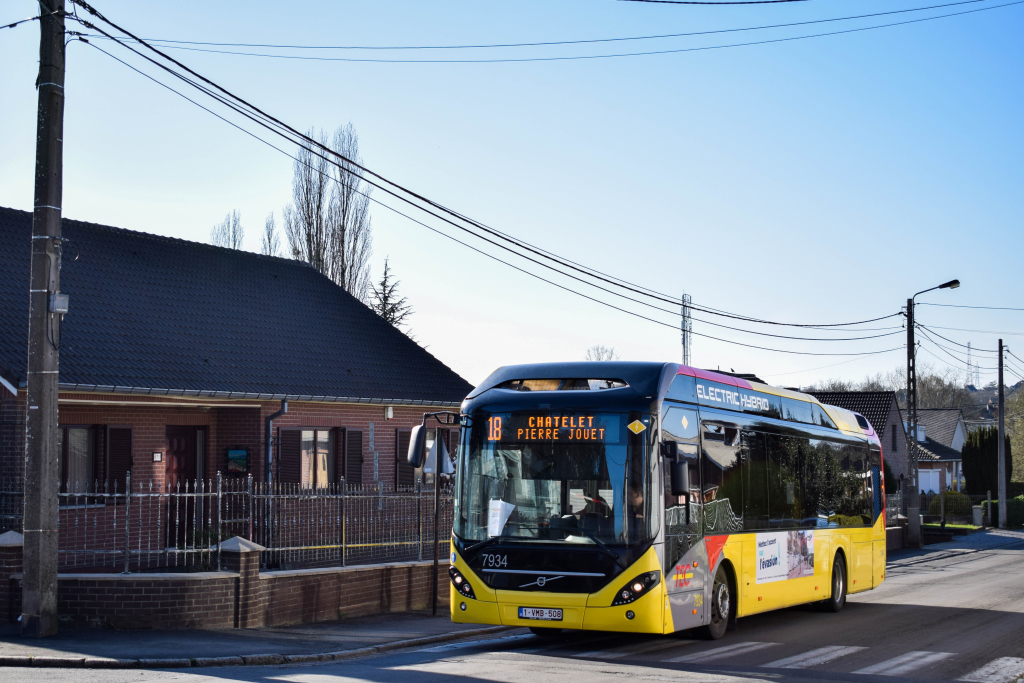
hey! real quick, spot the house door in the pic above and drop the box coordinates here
[166,426,198,490]
[166,426,203,549]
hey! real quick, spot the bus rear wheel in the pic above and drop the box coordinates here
[700,566,730,640]
[529,627,563,637]
[818,554,847,613]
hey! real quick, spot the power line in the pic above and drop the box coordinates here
[915,323,998,353]
[923,323,1024,337]
[68,1,906,334]
[617,0,810,4]
[81,38,908,360]
[916,331,999,370]
[79,0,993,51]
[760,349,904,378]
[97,1,1024,64]
[918,302,1024,311]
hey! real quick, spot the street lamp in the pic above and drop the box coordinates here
[905,278,960,547]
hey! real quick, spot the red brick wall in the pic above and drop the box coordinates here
[57,572,240,629]
[3,539,452,628]
[257,561,451,626]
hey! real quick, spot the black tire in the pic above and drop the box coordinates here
[700,566,731,640]
[818,554,847,613]
[529,626,563,637]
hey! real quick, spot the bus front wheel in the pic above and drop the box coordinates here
[818,554,847,613]
[701,566,731,640]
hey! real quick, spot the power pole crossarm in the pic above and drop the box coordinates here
[22,0,66,638]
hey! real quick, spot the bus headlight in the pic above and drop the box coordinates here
[449,566,476,599]
[611,571,660,606]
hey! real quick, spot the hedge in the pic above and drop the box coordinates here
[927,491,975,517]
[988,496,1024,528]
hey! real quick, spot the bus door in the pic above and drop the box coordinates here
[661,406,705,630]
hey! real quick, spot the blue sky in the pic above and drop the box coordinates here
[1,0,1021,387]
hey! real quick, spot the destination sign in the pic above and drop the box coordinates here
[486,414,621,443]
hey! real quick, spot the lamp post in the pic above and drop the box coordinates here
[906,278,959,547]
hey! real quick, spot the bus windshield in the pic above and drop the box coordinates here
[453,411,654,546]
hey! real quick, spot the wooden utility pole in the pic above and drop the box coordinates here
[998,339,1006,529]
[22,0,66,638]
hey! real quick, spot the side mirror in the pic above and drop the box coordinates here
[670,458,690,497]
[407,425,427,468]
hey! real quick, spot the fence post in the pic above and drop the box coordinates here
[987,490,992,526]
[216,471,223,571]
[247,473,253,542]
[340,477,346,568]
[417,481,423,562]
[122,471,132,574]
[940,490,945,529]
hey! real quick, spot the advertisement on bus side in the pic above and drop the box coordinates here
[755,530,815,583]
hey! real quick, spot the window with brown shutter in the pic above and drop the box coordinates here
[345,429,363,486]
[278,428,302,484]
[106,426,133,494]
[396,429,414,488]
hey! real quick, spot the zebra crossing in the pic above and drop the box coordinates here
[487,634,1024,681]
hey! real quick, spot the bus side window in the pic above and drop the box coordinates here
[767,434,805,529]
[742,431,769,531]
[701,422,744,533]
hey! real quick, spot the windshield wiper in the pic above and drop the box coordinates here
[464,532,527,556]
[554,526,626,569]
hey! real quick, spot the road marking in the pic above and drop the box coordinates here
[418,633,534,652]
[959,657,1024,683]
[664,641,779,663]
[764,645,868,669]
[574,639,698,659]
[854,651,956,676]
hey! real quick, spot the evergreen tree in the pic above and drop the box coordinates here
[961,426,1012,494]
[371,259,412,331]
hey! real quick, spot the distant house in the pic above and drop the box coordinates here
[807,391,909,486]
[0,206,472,532]
[898,408,967,493]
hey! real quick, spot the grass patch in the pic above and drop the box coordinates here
[923,523,982,531]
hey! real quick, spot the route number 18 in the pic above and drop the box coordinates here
[487,416,502,441]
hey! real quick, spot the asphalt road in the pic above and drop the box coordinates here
[7,532,1024,683]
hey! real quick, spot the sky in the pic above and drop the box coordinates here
[1,0,1022,389]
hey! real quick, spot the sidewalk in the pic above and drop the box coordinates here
[887,527,1024,566]
[0,611,514,669]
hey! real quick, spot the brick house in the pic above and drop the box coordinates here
[807,391,910,486]
[0,206,472,533]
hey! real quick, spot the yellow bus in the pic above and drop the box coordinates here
[440,362,886,639]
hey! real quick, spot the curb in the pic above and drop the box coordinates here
[0,625,515,669]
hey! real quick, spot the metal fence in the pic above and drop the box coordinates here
[885,492,903,526]
[920,491,991,523]
[0,474,454,574]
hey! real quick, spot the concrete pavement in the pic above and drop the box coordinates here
[0,610,510,668]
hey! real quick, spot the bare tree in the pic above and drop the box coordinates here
[809,378,857,392]
[585,344,620,361]
[261,212,280,257]
[211,210,244,249]
[284,124,373,302]
[371,258,413,332]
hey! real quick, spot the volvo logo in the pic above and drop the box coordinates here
[520,575,564,589]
